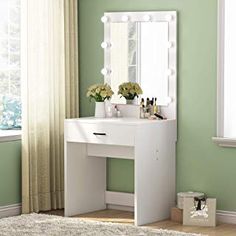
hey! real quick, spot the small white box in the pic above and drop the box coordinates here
[177,192,205,209]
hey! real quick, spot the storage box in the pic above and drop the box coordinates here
[183,197,216,227]
[177,192,205,209]
[171,207,183,223]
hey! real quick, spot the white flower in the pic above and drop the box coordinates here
[87,83,114,102]
[118,82,143,99]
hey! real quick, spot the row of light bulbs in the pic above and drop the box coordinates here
[101,14,174,23]
[101,41,174,49]
[101,68,175,76]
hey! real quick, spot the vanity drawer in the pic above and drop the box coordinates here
[65,122,136,146]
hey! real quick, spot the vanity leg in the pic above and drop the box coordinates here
[65,142,106,216]
[134,125,176,226]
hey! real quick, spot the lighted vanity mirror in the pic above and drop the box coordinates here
[101,11,177,105]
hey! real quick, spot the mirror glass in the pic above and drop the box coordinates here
[140,22,169,102]
[102,12,176,105]
[109,22,169,104]
[110,22,138,86]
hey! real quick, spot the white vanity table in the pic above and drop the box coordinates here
[64,11,177,226]
[65,117,176,226]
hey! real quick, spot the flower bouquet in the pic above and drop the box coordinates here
[87,83,114,117]
[118,82,143,104]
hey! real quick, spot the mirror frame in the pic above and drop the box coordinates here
[101,11,177,108]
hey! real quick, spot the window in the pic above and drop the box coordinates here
[0,0,21,130]
[213,0,236,147]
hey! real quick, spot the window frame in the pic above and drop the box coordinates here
[0,129,21,142]
[213,0,236,147]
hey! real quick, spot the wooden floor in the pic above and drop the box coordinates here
[46,209,236,236]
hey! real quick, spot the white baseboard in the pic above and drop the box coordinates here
[217,210,236,224]
[0,204,21,218]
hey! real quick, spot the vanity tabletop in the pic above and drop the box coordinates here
[65,117,175,126]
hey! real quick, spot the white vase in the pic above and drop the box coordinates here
[95,102,105,118]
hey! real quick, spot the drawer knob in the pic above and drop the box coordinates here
[93,132,106,136]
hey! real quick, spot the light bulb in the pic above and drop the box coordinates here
[101,16,109,23]
[101,68,108,75]
[167,69,174,76]
[121,15,129,22]
[101,42,111,49]
[143,15,151,22]
[101,68,111,75]
[165,14,173,22]
[167,41,174,49]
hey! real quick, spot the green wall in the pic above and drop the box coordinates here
[79,0,236,211]
[0,0,235,212]
[0,141,21,206]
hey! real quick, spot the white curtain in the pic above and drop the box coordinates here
[21,0,79,213]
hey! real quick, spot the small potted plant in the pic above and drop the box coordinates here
[87,83,114,118]
[118,82,143,104]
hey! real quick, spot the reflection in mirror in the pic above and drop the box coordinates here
[102,12,177,107]
[110,23,138,103]
[140,22,168,103]
[110,23,129,103]
[109,22,168,104]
